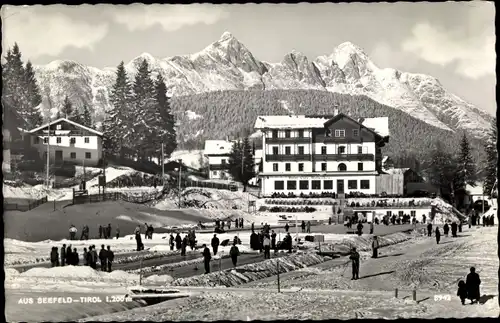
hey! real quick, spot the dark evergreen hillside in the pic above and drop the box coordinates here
[170,89,481,160]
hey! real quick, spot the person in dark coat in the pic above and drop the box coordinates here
[285,223,289,232]
[427,223,432,237]
[66,245,72,265]
[169,234,175,251]
[271,230,277,250]
[86,246,93,267]
[115,227,120,239]
[329,217,332,225]
[99,225,103,239]
[443,223,449,236]
[457,280,467,305]
[99,245,108,271]
[134,226,142,251]
[61,244,66,266]
[301,221,306,233]
[107,246,114,272]
[106,224,112,239]
[372,236,379,258]
[50,247,59,267]
[349,247,360,280]
[356,221,363,236]
[451,222,458,237]
[83,247,89,266]
[211,234,220,255]
[250,231,258,250]
[90,245,98,269]
[230,243,240,267]
[435,227,441,244]
[466,267,481,304]
[306,221,311,233]
[251,222,255,232]
[181,236,188,256]
[422,214,426,224]
[369,221,374,234]
[148,225,154,239]
[202,244,211,274]
[234,219,239,229]
[286,232,293,253]
[458,221,463,233]
[73,248,79,266]
[175,233,182,250]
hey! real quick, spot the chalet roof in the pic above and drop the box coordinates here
[204,140,235,155]
[466,184,483,196]
[29,118,103,136]
[254,114,390,137]
[384,168,410,175]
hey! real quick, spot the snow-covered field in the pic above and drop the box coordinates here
[168,150,205,170]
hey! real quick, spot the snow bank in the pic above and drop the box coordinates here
[431,197,465,223]
[170,252,327,287]
[142,274,174,285]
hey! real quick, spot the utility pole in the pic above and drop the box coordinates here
[161,142,165,187]
[178,159,182,208]
[46,120,51,188]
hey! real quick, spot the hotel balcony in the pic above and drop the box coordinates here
[209,164,230,170]
[265,137,311,144]
[265,153,374,162]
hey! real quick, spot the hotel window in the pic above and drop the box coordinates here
[70,137,76,144]
[85,152,91,159]
[285,163,291,171]
[213,171,218,176]
[299,180,309,190]
[398,211,404,217]
[360,180,370,189]
[321,146,327,155]
[287,180,297,190]
[338,163,347,172]
[221,159,226,165]
[272,130,278,138]
[285,130,291,138]
[312,180,321,190]
[272,147,279,155]
[70,152,76,159]
[84,137,90,143]
[298,146,304,155]
[348,180,357,189]
[321,163,327,171]
[335,129,345,137]
[298,163,304,172]
[325,129,332,137]
[410,210,416,217]
[44,137,48,143]
[353,129,359,137]
[56,137,61,144]
[358,163,363,171]
[338,146,346,154]
[387,211,392,217]
[272,163,279,172]
[298,130,304,138]
[274,181,285,190]
[323,180,333,190]
[285,146,291,155]
[56,124,62,130]
[357,146,363,154]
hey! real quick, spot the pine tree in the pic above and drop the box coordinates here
[2,44,29,128]
[155,74,177,159]
[82,104,93,128]
[454,133,477,209]
[103,61,134,158]
[228,137,256,192]
[23,61,43,128]
[426,141,457,204]
[61,96,74,119]
[483,118,497,197]
[132,59,156,160]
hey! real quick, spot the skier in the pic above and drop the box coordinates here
[349,247,360,280]
[466,267,481,304]
[61,244,66,266]
[435,227,441,244]
[211,234,220,255]
[372,236,379,258]
[427,223,432,237]
[99,245,108,271]
[202,244,211,274]
[169,234,175,251]
[306,221,311,233]
[230,242,240,267]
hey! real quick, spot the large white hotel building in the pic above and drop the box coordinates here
[254,112,390,196]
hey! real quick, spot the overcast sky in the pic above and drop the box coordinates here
[1,2,496,115]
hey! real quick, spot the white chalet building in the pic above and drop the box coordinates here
[204,139,262,181]
[254,113,390,196]
[28,118,103,167]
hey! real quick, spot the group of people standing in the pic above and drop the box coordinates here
[300,221,312,233]
[68,224,120,241]
[98,224,117,239]
[169,230,197,255]
[481,215,495,227]
[426,221,462,244]
[49,244,114,272]
[214,218,245,233]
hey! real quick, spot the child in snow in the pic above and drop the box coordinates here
[457,280,467,305]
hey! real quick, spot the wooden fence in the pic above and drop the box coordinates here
[3,196,49,212]
[182,180,238,191]
[73,191,160,205]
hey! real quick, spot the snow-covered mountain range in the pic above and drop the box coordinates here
[33,31,492,138]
